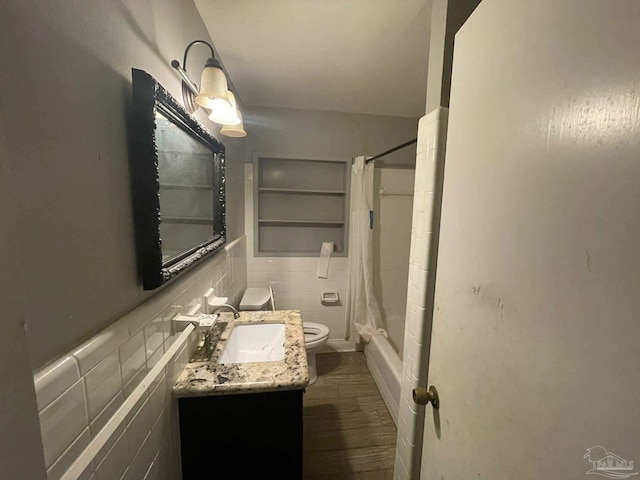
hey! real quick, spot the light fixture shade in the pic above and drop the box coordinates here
[220,111,247,137]
[195,57,230,109]
[208,90,241,126]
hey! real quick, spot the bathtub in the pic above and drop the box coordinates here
[364,333,402,426]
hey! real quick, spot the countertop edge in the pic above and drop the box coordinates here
[172,310,310,398]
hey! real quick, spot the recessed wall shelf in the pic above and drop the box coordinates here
[258,187,346,196]
[162,216,215,224]
[160,183,214,190]
[258,219,345,226]
[254,155,350,257]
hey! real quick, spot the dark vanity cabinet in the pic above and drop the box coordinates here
[178,389,304,479]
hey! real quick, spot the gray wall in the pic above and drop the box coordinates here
[0,0,246,370]
[244,106,418,165]
[0,109,47,479]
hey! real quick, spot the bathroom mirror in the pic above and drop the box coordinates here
[130,68,226,290]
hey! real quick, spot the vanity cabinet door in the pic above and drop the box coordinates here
[179,389,303,479]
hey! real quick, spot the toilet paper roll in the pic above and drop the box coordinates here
[316,242,334,278]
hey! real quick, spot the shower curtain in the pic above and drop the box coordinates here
[346,156,387,343]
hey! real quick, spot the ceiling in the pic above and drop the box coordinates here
[194,0,432,118]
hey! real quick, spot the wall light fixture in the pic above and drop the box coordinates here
[220,111,247,137]
[170,40,246,137]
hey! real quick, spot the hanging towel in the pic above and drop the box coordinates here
[316,241,334,278]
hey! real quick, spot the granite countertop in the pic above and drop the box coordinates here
[172,310,310,398]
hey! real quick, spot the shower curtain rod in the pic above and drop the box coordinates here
[365,138,417,164]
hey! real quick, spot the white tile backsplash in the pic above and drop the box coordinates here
[33,236,248,480]
[124,412,167,480]
[90,391,123,437]
[126,398,152,458]
[246,261,348,344]
[264,269,328,283]
[119,331,145,387]
[148,374,168,422]
[92,413,126,469]
[143,316,165,358]
[34,355,80,412]
[39,379,88,467]
[413,232,433,271]
[395,450,409,480]
[84,350,121,420]
[247,270,271,284]
[46,428,91,480]
[275,299,324,311]
[269,279,344,294]
[246,257,270,273]
[123,366,147,399]
[171,344,190,384]
[146,347,164,373]
[143,442,171,480]
[94,429,130,480]
[411,267,428,309]
[72,320,129,375]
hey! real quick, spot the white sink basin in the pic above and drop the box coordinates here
[219,323,285,364]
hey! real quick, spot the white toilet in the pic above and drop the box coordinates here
[239,287,329,385]
[302,322,330,385]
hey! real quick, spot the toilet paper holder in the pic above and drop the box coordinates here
[321,291,340,305]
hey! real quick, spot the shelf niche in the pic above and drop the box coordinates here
[254,156,350,257]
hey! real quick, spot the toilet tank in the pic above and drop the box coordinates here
[239,287,273,311]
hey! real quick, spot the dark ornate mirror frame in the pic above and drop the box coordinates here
[130,68,226,290]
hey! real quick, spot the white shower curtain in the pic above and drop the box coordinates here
[346,156,387,343]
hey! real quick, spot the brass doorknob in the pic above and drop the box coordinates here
[413,385,439,409]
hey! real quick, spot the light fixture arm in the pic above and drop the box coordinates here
[182,40,215,69]
[170,62,199,96]
[170,40,218,113]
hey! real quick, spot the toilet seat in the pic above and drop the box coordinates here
[304,322,329,350]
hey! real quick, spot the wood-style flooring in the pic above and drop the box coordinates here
[303,352,396,479]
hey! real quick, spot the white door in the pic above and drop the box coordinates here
[420,1,640,478]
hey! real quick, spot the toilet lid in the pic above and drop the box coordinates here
[240,288,271,310]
